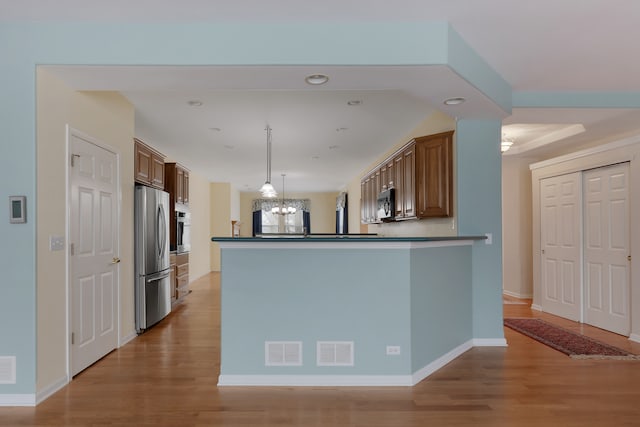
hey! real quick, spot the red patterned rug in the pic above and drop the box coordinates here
[504,318,640,360]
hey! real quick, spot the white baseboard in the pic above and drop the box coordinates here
[473,338,508,347]
[36,375,68,405]
[0,394,36,406]
[629,333,640,344]
[120,330,137,347]
[220,340,485,387]
[218,374,413,387]
[502,290,532,299]
[530,304,542,311]
[411,340,473,385]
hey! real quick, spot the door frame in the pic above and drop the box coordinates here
[65,125,122,378]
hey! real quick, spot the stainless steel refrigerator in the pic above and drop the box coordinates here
[135,185,172,333]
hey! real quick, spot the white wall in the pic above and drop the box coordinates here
[501,156,539,298]
[36,69,136,391]
[186,171,212,281]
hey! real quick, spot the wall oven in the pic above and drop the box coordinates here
[176,207,191,254]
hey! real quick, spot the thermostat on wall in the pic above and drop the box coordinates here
[9,196,26,224]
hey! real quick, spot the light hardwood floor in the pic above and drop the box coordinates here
[4,273,640,426]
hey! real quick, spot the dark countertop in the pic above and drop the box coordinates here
[211,234,487,243]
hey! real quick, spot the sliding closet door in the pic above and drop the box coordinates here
[583,163,630,336]
[540,173,582,321]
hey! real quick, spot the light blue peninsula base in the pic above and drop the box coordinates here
[212,236,505,386]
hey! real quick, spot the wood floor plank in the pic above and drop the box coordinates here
[2,273,640,426]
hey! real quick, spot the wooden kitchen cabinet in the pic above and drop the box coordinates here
[169,253,177,305]
[360,130,453,224]
[165,162,189,205]
[402,143,416,218]
[175,252,190,302]
[134,138,165,189]
[414,131,453,218]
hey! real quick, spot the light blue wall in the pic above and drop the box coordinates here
[221,248,412,375]
[410,245,472,371]
[455,120,504,339]
[0,21,508,395]
[219,243,475,378]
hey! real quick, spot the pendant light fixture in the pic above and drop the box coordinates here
[272,174,297,215]
[259,126,278,198]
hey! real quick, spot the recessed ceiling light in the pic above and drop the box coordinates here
[347,100,362,106]
[312,155,320,160]
[209,127,221,132]
[305,74,329,85]
[187,100,203,107]
[443,97,465,106]
[336,127,348,132]
[223,144,234,150]
[329,145,340,150]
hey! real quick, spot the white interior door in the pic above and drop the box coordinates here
[540,172,582,321]
[70,131,119,376]
[583,163,630,336]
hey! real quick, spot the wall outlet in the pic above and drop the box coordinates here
[386,345,401,356]
[49,235,65,251]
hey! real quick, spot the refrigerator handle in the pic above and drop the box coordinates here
[157,204,167,258]
[146,270,171,283]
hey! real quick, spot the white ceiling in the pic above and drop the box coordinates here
[10,0,640,191]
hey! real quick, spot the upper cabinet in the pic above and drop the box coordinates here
[360,130,453,224]
[165,162,190,206]
[414,131,453,218]
[134,138,165,189]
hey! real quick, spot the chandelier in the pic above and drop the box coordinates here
[272,174,297,215]
[259,126,278,198]
[501,133,514,153]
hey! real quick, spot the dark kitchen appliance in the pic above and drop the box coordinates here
[377,188,395,221]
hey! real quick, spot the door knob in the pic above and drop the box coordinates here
[111,257,121,264]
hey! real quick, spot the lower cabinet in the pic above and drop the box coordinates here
[170,252,190,305]
[169,253,177,305]
[175,252,190,302]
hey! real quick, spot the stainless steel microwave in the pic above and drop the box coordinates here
[377,188,395,220]
[176,207,191,253]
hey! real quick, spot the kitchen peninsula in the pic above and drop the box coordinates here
[212,234,496,386]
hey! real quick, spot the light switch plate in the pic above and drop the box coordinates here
[50,235,65,251]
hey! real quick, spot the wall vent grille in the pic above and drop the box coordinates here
[265,341,302,366]
[0,356,16,384]
[317,341,354,366]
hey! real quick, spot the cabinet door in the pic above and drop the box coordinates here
[183,171,189,204]
[380,165,388,191]
[360,180,367,224]
[403,144,416,218]
[393,154,404,218]
[169,254,177,304]
[176,167,185,204]
[134,140,152,185]
[150,153,165,189]
[415,131,453,218]
[365,176,374,223]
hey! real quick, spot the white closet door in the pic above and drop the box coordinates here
[540,173,582,321]
[583,163,630,336]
